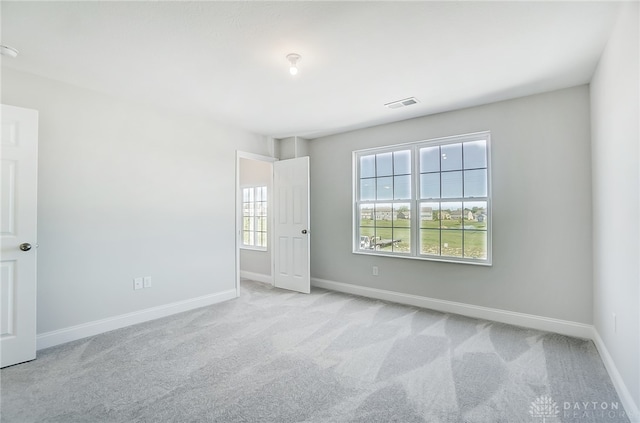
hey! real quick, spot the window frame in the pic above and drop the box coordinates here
[241,185,268,251]
[353,131,492,266]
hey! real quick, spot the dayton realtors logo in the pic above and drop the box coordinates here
[562,400,625,420]
[529,396,627,421]
[529,396,560,422]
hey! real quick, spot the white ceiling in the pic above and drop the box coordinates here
[1,1,621,139]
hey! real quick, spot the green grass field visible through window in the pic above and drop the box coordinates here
[361,217,487,258]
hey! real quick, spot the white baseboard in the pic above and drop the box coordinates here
[36,289,237,350]
[240,271,273,285]
[592,329,640,422]
[311,278,594,339]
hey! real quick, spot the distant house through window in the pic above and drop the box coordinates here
[354,132,491,265]
[242,186,267,249]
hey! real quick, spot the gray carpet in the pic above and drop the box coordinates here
[0,280,630,423]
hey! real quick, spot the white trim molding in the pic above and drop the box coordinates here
[36,289,237,350]
[311,278,593,339]
[240,271,273,285]
[592,330,640,422]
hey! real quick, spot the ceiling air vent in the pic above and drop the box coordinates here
[385,97,419,109]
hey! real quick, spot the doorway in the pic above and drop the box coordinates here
[236,152,275,296]
[235,151,311,295]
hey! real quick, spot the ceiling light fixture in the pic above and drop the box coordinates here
[0,45,19,58]
[286,53,301,76]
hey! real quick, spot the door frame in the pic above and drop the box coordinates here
[235,151,276,297]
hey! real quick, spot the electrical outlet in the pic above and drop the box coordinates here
[372,266,379,276]
[133,277,143,290]
[143,276,152,288]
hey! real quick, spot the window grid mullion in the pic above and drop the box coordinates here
[461,145,465,258]
[391,152,394,251]
[412,145,419,256]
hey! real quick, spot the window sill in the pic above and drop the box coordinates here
[240,246,268,252]
[352,250,492,266]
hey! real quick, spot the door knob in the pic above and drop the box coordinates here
[301,229,308,234]
[19,243,32,251]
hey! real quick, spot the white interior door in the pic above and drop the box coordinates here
[273,157,310,294]
[1,104,38,368]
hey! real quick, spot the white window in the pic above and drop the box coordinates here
[354,132,491,265]
[242,186,268,250]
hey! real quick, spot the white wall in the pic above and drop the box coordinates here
[590,2,640,413]
[1,68,269,334]
[278,136,310,160]
[309,86,593,324]
[239,157,272,278]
